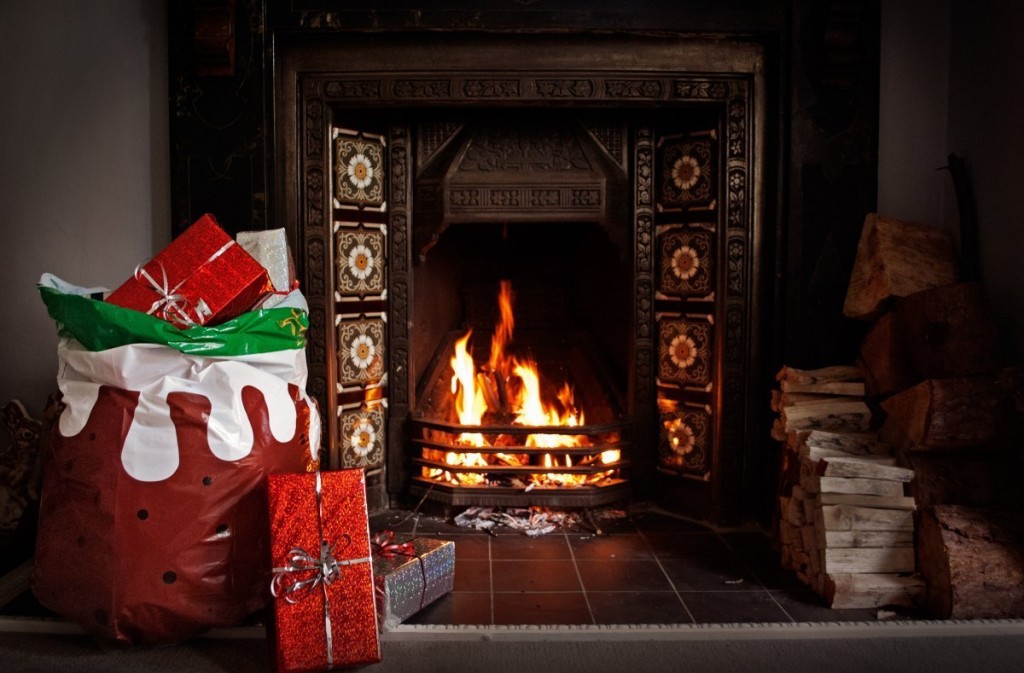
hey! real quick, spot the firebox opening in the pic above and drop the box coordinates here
[411,220,630,401]
[409,219,632,506]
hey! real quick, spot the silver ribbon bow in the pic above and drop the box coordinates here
[133,239,235,326]
[271,540,369,605]
[134,262,195,326]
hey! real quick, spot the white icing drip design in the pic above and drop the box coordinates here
[56,338,319,482]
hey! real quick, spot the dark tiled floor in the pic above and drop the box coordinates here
[0,507,929,629]
[370,507,929,626]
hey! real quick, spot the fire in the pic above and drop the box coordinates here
[450,330,487,446]
[422,280,620,488]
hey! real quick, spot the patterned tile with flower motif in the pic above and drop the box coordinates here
[338,317,386,386]
[656,130,716,212]
[657,316,713,388]
[338,402,386,468]
[658,227,713,297]
[336,225,386,296]
[333,129,386,208]
[658,402,712,476]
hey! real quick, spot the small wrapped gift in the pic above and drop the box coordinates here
[371,531,455,630]
[106,213,273,327]
[268,470,381,671]
[237,228,296,309]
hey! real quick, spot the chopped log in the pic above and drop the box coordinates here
[858,313,917,398]
[780,495,805,526]
[772,390,855,412]
[895,282,1002,379]
[843,213,959,321]
[776,365,864,384]
[802,445,896,466]
[817,493,916,510]
[822,547,916,574]
[779,380,866,395]
[802,475,905,498]
[799,430,892,456]
[917,505,1024,619]
[824,573,924,609]
[818,529,915,549]
[816,457,914,482]
[905,451,1021,509]
[817,505,915,530]
[781,399,872,433]
[880,376,1006,450]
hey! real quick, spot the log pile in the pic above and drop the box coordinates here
[772,366,925,608]
[831,212,1024,618]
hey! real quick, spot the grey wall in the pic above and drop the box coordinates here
[878,0,1023,362]
[878,0,950,227]
[0,1,170,418]
[946,0,1024,362]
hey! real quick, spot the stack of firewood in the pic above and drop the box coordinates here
[772,365,925,608]
[841,213,1024,619]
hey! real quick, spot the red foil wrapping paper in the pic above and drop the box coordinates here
[268,470,381,671]
[32,381,318,645]
[106,213,273,327]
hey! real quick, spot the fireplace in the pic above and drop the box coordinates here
[275,32,768,523]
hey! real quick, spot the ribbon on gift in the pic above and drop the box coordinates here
[134,262,196,326]
[270,471,370,669]
[134,239,235,326]
[371,530,430,613]
[371,530,415,560]
[270,539,369,605]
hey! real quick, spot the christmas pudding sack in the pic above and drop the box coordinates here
[34,279,319,645]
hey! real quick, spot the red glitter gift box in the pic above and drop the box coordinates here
[268,470,381,671]
[106,213,273,327]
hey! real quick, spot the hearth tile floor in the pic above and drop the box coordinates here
[370,507,930,626]
[0,507,930,630]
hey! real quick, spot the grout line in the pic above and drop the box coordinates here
[488,534,495,625]
[637,527,697,624]
[564,529,596,625]
[716,532,796,623]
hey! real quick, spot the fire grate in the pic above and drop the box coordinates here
[408,416,632,508]
[408,279,632,509]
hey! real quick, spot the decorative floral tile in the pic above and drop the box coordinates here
[656,130,716,212]
[336,226,385,295]
[658,402,712,476]
[337,317,386,386]
[333,129,385,207]
[658,227,713,297]
[339,402,386,468]
[658,317,713,388]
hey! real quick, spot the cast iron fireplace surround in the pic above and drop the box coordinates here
[276,32,768,524]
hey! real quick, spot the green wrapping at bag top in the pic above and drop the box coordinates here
[39,286,308,355]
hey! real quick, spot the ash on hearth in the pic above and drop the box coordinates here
[453,506,626,537]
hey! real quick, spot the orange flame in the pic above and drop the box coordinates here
[423,280,619,488]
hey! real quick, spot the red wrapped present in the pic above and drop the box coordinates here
[268,470,381,671]
[106,213,273,327]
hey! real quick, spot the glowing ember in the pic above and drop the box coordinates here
[421,280,620,488]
